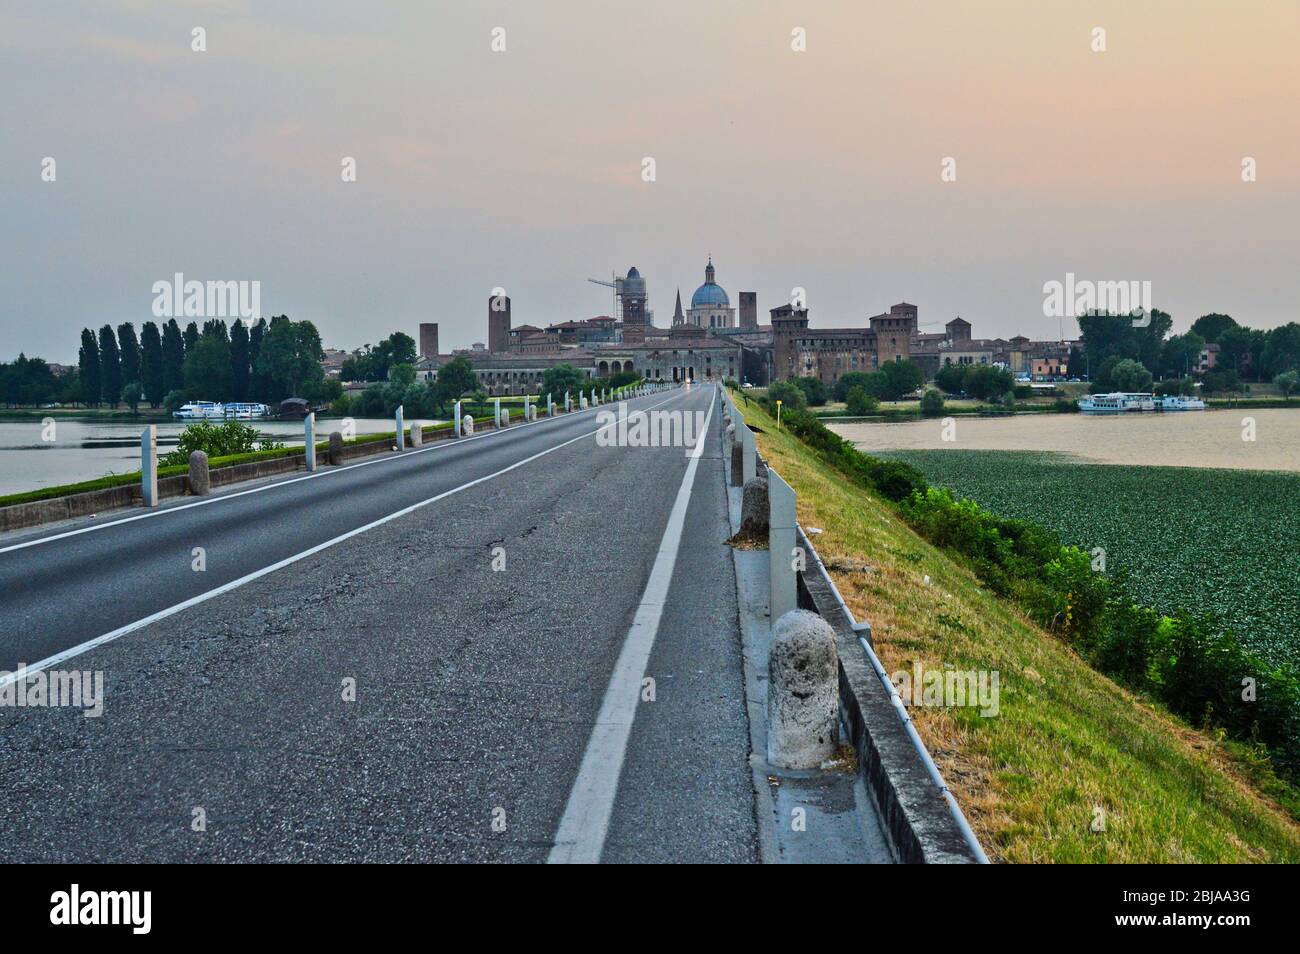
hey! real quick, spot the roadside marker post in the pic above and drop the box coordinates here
[140,425,158,507]
[454,400,462,437]
[495,397,502,428]
[768,469,797,623]
[395,405,405,451]
[565,391,571,413]
[741,424,757,484]
[304,413,317,473]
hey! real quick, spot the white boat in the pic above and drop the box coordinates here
[172,401,226,420]
[1077,392,1156,414]
[223,402,270,420]
[1157,395,1206,411]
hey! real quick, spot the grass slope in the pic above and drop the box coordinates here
[738,399,1300,862]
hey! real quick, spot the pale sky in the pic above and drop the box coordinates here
[2,0,1297,362]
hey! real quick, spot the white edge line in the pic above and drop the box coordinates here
[0,390,688,689]
[0,389,670,556]
[547,386,716,864]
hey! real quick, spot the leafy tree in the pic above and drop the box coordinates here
[183,321,200,354]
[0,354,59,406]
[183,333,233,399]
[933,363,967,394]
[140,321,165,406]
[255,316,325,400]
[78,328,101,406]
[121,381,143,412]
[341,332,420,383]
[765,380,807,412]
[163,389,188,413]
[540,363,586,404]
[1217,325,1256,377]
[920,388,945,417]
[1274,370,1299,401]
[248,317,268,399]
[832,371,876,402]
[879,360,924,400]
[963,365,1015,401]
[791,375,829,406]
[162,319,186,395]
[1190,313,1237,343]
[389,362,417,387]
[1111,358,1153,392]
[1262,323,1300,379]
[845,386,879,416]
[117,323,141,390]
[1159,331,1204,379]
[98,324,121,406]
[229,319,251,402]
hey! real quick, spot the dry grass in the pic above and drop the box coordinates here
[741,400,1300,863]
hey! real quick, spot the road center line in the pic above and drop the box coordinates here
[547,386,717,864]
[0,390,688,689]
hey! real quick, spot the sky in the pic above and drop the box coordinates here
[2,0,1298,363]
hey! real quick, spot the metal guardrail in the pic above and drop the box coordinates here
[722,383,989,864]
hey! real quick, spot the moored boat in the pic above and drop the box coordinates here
[1077,392,1156,414]
[172,401,226,420]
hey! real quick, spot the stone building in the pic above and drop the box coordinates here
[771,302,917,385]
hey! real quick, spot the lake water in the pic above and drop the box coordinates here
[830,408,1300,472]
[0,417,410,496]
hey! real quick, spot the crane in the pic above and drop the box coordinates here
[587,273,623,320]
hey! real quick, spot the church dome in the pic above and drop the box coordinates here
[691,258,728,307]
[692,282,729,307]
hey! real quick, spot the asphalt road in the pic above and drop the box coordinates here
[0,384,759,862]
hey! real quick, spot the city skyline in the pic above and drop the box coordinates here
[3,1,1297,362]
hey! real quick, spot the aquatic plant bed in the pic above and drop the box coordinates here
[877,450,1300,669]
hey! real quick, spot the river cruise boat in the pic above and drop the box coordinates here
[1077,392,1156,414]
[172,401,227,420]
[1157,395,1206,411]
[223,402,271,420]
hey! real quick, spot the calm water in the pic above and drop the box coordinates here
[830,408,1300,472]
[0,417,410,495]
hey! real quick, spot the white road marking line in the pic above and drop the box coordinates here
[0,391,687,689]
[548,385,717,864]
[0,390,663,556]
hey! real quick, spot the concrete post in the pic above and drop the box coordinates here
[495,397,502,428]
[188,450,210,495]
[454,400,462,437]
[565,391,571,413]
[395,405,405,451]
[304,413,317,472]
[767,609,839,769]
[580,393,588,410]
[741,424,757,484]
[409,420,422,447]
[768,468,797,623]
[329,431,343,465]
[523,395,531,421]
[140,425,158,506]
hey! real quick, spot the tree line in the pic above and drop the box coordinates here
[68,315,337,409]
[1071,311,1300,395]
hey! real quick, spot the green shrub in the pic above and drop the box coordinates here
[845,386,879,416]
[920,388,945,417]
[162,419,281,467]
[765,380,807,413]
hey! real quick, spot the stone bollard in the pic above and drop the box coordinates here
[463,414,475,435]
[188,450,210,495]
[409,422,422,447]
[329,431,343,465]
[140,425,158,506]
[767,609,839,769]
[580,394,589,410]
[740,476,769,538]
